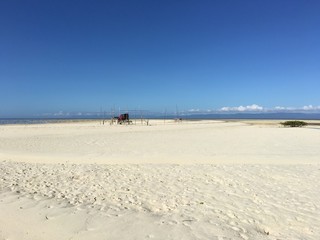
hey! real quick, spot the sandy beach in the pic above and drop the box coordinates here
[1,120,320,239]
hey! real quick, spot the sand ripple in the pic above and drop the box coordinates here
[1,161,319,240]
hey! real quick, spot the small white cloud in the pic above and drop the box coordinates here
[188,109,201,112]
[302,105,320,111]
[220,104,264,112]
[238,106,247,111]
[273,106,295,111]
[247,104,263,111]
[220,107,231,111]
[273,105,320,112]
[54,111,65,116]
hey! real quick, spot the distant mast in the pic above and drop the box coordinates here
[176,104,179,119]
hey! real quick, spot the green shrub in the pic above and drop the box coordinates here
[280,121,308,127]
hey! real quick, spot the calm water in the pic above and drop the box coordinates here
[0,113,319,125]
[0,118,98,125]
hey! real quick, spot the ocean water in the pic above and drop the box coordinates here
[0,113,319,125]
[0,118,97,125]
[180,113,320,120]
[0,118,62,125]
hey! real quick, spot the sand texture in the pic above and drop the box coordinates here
[1,120,320,164]
[0,120,320,239]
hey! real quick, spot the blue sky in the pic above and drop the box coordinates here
[1,0,320,117]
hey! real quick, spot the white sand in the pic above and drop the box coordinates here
[0,120,320,239]
[1,120,319,164]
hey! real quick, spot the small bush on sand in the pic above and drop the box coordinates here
[280,121,308,127]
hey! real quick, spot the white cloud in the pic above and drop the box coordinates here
[302,105,320,111]
[274,106,295,111]
[53,111,66,116]
[220,104,320,113]
[220,104,264,112]
[273,105,320,112]
[188,109,201,112]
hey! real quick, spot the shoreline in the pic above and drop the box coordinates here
[1,117,320,126]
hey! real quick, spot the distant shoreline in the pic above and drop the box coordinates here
[1,118,320,126]
[1,112,320,124]
[1,116,320,125]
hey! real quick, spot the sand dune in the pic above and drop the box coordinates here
[1,120,320,239]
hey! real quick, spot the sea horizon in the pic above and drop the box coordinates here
[1,112,320,125]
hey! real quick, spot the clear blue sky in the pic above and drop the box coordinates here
[1,0,320,117]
